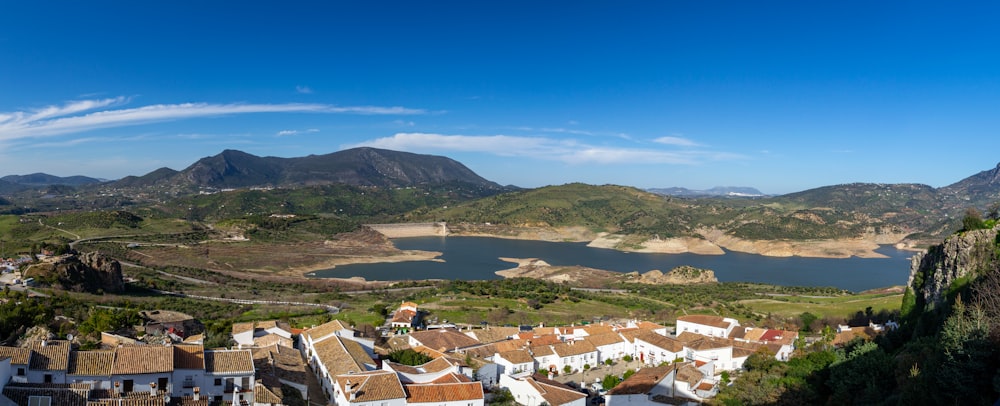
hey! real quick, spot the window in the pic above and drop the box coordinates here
[241,376,250,391]
[16,367,24,376]
[214,378,222,386]
[43,374,52,383]
[27,396,51,406]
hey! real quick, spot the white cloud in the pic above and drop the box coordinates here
[652,135,701,147]
[276,128,320,136]
[296,85,314,94]
[348,132,744,165]
[0,98,425,141]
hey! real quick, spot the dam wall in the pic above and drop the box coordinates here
[366,222,448,238]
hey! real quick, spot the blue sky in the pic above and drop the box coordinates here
[1,2,999,194]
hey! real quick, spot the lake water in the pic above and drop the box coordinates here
[311,236,917,292]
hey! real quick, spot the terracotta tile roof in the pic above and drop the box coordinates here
[467,327,519,344]
[409,329,481,352]
[68,350,115,376]
[2,385,89,406]
[675,332,705,343]
[183,334,204,344]
[205,349,254,374]
[617,329,642,343]
[696,381,715,391]
[582,332,625,347]
[732,347,756,358]
[110,345,173,375]
[336,370,406,402]
[231,322,254,335]
[635,331,684,353]
[254,378,284,404]
[491,339,527,353]
[684,337,731,351]
[173,344,206,370]
[304,319,353,343]
[314,336,370,375]
[552,340,597,358]
[28,340,71,371]
[675,363,704,386]
[635,321,666,331]
[527,334,562,347]
[392,310,416,324]
[431,373,472,384]
[578,325,615,336]
[529,344,555,357]
[404,381,484,403]
[170,396,210,406]
[607,365,674,395]
[526,374,586,406]
[411,345,447,359]
[742,328,767,342]
[400,301,419,309]
[497,349,535,365]
[254,333,294,348]
[0,345,31,364]
[676,315,731,329]
[252,344,308,385]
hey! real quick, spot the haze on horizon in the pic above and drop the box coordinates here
[1,2,998,195]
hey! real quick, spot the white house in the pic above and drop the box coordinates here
[633,331,684,366]
[26,340,70,385]
[581,333,627,364]
[0,347,30,383]
[675,315,739,338]
[499,374,586,406]
[550,341,599,373]
[333,370,407,406]
[493,349,535,376]
[232,320,294,349]
[605,363,716,406]
[172,344,208,400]
[204,349,256,405]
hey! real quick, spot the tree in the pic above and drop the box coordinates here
[601,374,621,391]
[962,208,986,232]
[387,349,434,366]
[563,365,572,375]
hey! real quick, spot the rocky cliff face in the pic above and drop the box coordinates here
[908,225,1000,306]
[24,252,125,293]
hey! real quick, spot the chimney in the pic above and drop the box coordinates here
[149,382,157,397]
[193,387,200,401]
[41,340,47,347]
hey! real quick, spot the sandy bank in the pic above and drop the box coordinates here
[293,249,442,276]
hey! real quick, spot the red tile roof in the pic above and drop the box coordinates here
[404,382,484,403]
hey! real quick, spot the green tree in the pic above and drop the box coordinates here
[387,349,434,366]
[601,374,621,391]
[962,208,986,232]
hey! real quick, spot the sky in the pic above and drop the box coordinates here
[1,2,999,195]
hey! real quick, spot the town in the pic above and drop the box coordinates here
[0,300,895,406]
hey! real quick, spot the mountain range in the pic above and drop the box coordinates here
[1,148,1000,243]
[109,148,509,192]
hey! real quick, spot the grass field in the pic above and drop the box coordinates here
[738,292,903,318]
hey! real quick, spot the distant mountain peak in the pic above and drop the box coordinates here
[110,147,508,191]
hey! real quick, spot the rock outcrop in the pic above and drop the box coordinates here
[636,266,718,284]
[908,225,1000,307]
[23,252,125,293]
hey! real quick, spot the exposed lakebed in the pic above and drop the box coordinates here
[311,236,915,292]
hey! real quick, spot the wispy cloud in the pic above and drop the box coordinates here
[276,128,320,136]
[296,85,314,94]
[348,132,743,165]
[0,98,426,141]
[653,135,702,147]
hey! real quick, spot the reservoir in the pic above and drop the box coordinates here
[312,236,916,292]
